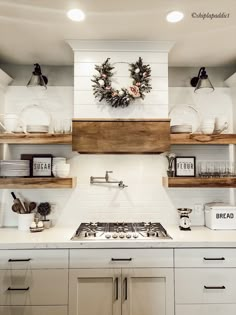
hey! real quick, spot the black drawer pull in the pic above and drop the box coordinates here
[8,259,32,262]
[111,258,132,262]
[204,285,225,290]
[203,257,225,261]
[7,287,30,291]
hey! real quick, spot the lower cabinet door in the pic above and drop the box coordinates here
[0,269,68,305]
[0,306,67,315]
[176,304,236,315]
[69,269,121,315]
[122,268,174,315]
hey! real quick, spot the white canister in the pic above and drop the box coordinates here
[18,213,34,231]
[204,202,236,230]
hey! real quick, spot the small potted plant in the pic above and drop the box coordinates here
[37,202,52,229]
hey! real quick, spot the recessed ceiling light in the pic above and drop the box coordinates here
[166,11,184,23]
[67,9,85,22]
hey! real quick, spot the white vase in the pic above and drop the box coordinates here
[18,213,34,231]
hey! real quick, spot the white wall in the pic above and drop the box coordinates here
[0,46,234,229]
[1,85,233,228]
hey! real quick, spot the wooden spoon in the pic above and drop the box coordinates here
[11,203,21,214]
[29,202,37,213]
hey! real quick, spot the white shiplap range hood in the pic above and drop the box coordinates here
[67,40,174,153]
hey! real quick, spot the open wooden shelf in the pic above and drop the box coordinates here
[0,133,72,144]
[0,177,77,189]
[163,177,236,188]
[170,133,236,145]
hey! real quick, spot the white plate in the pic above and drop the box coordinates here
[169,105,200,133]
[20,105,51,128]
[171,125,192,134]
[27,130,49,134]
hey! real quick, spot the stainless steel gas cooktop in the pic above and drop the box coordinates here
[71,222,171,240]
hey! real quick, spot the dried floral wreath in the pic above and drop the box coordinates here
[91,57,152,108]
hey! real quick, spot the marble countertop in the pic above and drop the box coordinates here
[0,225,236,249]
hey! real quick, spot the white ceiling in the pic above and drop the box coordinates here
[0,0,235,66]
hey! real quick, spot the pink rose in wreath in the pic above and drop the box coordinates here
[128,86,140,98]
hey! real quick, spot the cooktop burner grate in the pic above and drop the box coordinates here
[71,222,171,240]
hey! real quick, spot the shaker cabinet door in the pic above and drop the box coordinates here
[69,269,121,315]
[122,268,174,315]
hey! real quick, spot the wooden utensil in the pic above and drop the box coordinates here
[11,192,27,214]
[29,202,37,213]
[11,203,21,214]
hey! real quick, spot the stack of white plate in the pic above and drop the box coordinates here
[26,125,49,133]
[0,160,30,177]
[171,124,192,134]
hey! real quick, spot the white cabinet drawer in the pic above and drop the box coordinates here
[175,248,236,267]
[0,306,67,315]
[176,304,236,315]
[0,249,68,269]
[175,268,236,304]
[70,249,173,268]
[0,269,68,305]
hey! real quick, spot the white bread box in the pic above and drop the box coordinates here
[205,202,236,230]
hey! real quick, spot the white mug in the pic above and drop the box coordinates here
[201,118,215,134]
[0,114,24,133]
[215,117,228,133]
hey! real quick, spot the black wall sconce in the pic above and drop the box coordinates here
[190,67,214,93]
[27,63,48,89]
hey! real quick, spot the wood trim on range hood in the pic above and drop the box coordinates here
[72,119,170,154]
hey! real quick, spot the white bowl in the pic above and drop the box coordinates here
[201,128,214,134]
[56,164,70,172]
[54,163,70,178]
[56,171,70,178]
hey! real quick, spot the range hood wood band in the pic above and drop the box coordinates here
[72,119,170,154]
